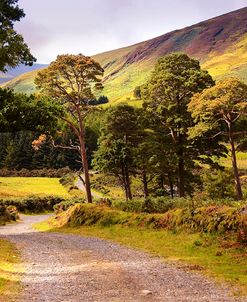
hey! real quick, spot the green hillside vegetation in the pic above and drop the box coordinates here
[1,7,247,103]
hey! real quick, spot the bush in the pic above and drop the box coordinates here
[203,169,236,199]
[112,196,244,214]
[0,196,66,213]
[0,167,72,178]
[58,203,247,241]
[54,198,85,214]
[112,197,195,213]
[0,204,19,225]
[112,198,143,213]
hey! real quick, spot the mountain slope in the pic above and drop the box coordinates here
[0,64,47,85]
[1,7,247,103]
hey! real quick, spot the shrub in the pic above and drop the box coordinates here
[58,203,247,242]
[112,197,195,213]
[0,204,19,225]
[0,196,66,213]
[0,167,72,178]
[203,169,236,199]
[54,198,85,214]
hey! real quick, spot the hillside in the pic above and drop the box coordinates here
[1,7,247,103]
[0,64,47,85]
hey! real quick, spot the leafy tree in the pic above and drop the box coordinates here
[0,88,62,133]
[35,54,104,203]
[142,53,215,197]
[188,78,247,200]
[0,0,35,72]
[93,105,139,200]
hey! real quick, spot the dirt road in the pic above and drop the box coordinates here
[0,215,244,301]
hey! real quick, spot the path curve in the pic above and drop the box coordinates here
[0,215,244,302]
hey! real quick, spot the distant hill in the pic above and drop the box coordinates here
[1,7,247,103]
[0,64,48,85]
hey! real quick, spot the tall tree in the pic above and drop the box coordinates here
[93,105,139,200]
[142,53,215,197]
[35,54,104,203]
[0,0,35,71]
[188,78,247,200]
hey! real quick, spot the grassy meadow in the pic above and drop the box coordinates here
[0,177,70,199]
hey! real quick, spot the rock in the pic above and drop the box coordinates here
[140,290,153,296]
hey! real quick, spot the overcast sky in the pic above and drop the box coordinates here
[15,0,246,63]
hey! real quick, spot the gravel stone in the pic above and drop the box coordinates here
[0,214,245,302]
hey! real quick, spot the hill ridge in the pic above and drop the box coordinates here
[1,6,247,102]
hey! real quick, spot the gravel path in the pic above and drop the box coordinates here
[0,215,245,302]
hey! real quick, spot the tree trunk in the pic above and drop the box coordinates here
[178,156,185,197]
[160,175,165,196]
[121,164,131,201]
[77,107,92,203]
[78,135,93,203]
[168,173,174,198]
[142,169,149,198]
[125,165,132,200]
[228,122,243,200]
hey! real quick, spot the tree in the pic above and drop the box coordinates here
[35,54,104,203]
[93,105,139,200]
[142,53,215,197]
[0,0,35,72]
[0,88,62,133]
[188,78,247,200]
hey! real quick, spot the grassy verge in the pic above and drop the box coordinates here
[0,239,21,301]
[0,177,70,198]
[35,217,247,296]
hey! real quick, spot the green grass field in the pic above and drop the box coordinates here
[35,220,247,296]
[0,177,70,198]
[0,239,21,301]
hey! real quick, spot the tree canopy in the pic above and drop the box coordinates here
[142,53,216,197]
[0,0,36,72]
[35,54,104,203]
[0,88,62,133]
[188,78,247,200]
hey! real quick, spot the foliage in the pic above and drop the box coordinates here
[0,88,62,133]
[93,104,140,200]
[142,53,220,197]
[188,78,247,199]
[53,203,247,240]
[35,54,104,203]
[0,167,72,177]
[0,204,18,225]
[0,195,66,213]
[203,169,236,199]
[0,131,76,170]
[0,0,36,72]
[54,198,85,214]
